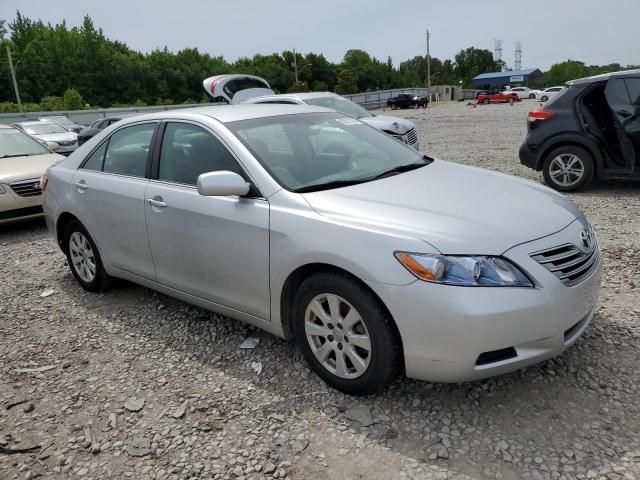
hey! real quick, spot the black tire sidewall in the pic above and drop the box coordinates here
[64,220,111,292]
[542,146,595,192]
[292,273,400,395]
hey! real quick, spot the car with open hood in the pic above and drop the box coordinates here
[203,74,420,149]
[43,104,601,394]
[0,124,63,223]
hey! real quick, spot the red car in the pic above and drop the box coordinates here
[476,92,520,104]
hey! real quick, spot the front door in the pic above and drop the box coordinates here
[71,122,158,279]
[605,76,640,174]
[144,121,271,320]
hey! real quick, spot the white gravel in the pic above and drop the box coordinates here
[1,100,639,480]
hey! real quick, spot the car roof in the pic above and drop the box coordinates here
[248,91,341,103]
[568,68,640,86]
[115,104,333,125]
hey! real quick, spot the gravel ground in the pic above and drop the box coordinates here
[1,100,639,480]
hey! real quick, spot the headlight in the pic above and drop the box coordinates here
[395,252,533,287]
[0,184,6,194]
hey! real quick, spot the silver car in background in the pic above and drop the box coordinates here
[11,121,78,155]
[43,104,601,394]
[203,74,420,149]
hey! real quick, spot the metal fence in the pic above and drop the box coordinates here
[0,87,484,126]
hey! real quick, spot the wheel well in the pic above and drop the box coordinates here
[538,141,599,175]
[56,212,80,253]
[279,263,404,366]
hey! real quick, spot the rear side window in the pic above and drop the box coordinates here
[606,78,631,104]
[103,123,156,177]
[158,123,244,185]
[624,78,640,105]
[82,141,107,171]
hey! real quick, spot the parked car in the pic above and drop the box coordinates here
[476,91,521,104]
[11,121,78,155]
[502,86,537,100]
[43,104,601,394]
[386,93,428,109]
[536,86,565,102]
[520,70,640,191]
[39,115,84,134]
[77,116,125,146]
[0,124,62,224]
[204,74,420,149]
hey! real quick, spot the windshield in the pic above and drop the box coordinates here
[303,96,373,119]
[0,129,50,158]
[228,112,430,192]
[44,116,74,127]
[23,123,68,135]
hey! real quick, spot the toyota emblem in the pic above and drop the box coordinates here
[579,228,594,252]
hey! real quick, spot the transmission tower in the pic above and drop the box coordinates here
[514,41,522,70]
[494,39,503,65]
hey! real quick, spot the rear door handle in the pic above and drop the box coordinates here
[617,109,632,118]
[147,198,167,208]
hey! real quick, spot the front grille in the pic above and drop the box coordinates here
[531,243,600,287]
[10,178,42,197]
[57,140,75,146]
[405,128,418,145]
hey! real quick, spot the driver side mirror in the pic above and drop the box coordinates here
[197,171,250,197]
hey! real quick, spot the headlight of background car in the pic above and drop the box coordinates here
[395,252,533,287]
[0,184,6,194]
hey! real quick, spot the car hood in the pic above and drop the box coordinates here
[0,153,62,184]
[360,115,415,135]
[32,132,77,142]
[302,160,580,255]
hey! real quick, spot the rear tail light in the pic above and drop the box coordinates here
[528,109,555,122]
[40,175,49,192]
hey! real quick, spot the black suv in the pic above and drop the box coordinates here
[519,70,640,191]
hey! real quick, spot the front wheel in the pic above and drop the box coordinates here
[64,220,113,291]
[540,95,548,102]
[529,93,536,99]
[542,146,595,192]
[483,99,490,105]
[293,272,401,394]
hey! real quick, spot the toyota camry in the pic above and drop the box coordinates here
[42,104,601,394]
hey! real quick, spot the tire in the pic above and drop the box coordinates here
[542,145,595,192]
[483,99,490,105]
[541,95,548,102]
[529,93,536,99]
[508,97,514,105]
[293,272,401,395]
[64,220,113,292]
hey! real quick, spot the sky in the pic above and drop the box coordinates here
[1,0,638,71]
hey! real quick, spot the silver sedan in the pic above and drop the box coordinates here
[42,104,601,394]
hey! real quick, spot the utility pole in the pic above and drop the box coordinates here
[293,48,298,83]
[6,46,23,112]
[426,30,431,102]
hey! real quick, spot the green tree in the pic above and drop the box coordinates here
[454,47,502,87]
[335,68,358,94]
[63,88,85,110]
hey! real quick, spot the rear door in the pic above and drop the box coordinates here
[605,76,639,173]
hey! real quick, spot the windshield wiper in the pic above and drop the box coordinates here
[370,160,430,180]
[293,179,367,193]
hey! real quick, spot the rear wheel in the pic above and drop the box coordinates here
[64,220,113,291]
[529,93,536,99]
[293,272,401,394]
[541,95,548,102]
[542,146,595,192]
[508,97,514,105]
[483,99,490,105]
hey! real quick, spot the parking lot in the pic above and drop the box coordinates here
[1,100,639,480]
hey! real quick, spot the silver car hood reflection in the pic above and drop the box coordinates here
[302,160,580,255]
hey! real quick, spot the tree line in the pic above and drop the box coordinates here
[0,13,636,113]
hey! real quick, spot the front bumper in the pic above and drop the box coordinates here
[0,184,44,223]
[368,219,602,383]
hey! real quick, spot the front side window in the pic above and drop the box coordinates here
[228,112,430,192]
[0,129,50,158]
[82,141,108,171]
[102,123,156,177]
[158,123,243,185]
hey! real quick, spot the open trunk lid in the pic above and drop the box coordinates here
[203,74,275,104]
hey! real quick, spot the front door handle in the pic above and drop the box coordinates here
[74,181,88,192]
[147,198,167,208]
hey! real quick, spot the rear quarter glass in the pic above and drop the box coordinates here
[543,87,570,108]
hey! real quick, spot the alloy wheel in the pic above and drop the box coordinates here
[549,154,585,187]
[69,231,97,283]
[304,293,372,379]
